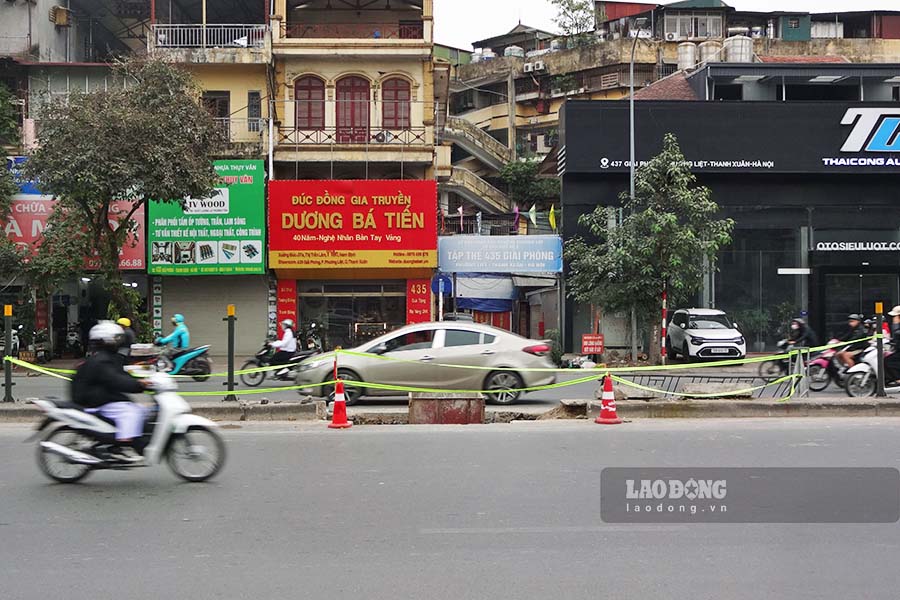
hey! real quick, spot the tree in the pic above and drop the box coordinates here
[0,83,25,288]
[565,133,734,362]
[550,0,597,45]
[499,161,560,206]
[23,57,224,315]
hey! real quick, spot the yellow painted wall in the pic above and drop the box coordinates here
[188,64,269,142]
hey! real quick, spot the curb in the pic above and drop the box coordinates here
[588,399,900,418]
[0,401,318,423]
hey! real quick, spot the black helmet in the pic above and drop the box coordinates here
[848,313,864,322]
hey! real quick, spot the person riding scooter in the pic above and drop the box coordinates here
[835,313,869,370]
[787,317,817,349]
[884,306,900,384]
[270,319,298,366]
[116,317,136,363]
[70,322,147,463]
[156,313,190,350]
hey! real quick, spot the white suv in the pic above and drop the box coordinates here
[667,308,746,361]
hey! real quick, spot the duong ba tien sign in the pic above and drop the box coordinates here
[267,180,438,270]
[439,235,563,273]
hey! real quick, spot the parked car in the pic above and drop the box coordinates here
[294,322,556,405]
[667,308,746,361]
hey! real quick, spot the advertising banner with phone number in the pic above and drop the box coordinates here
[148,160,266,275]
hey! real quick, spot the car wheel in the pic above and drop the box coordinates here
[484,371,524,405]
[327,369,364,406]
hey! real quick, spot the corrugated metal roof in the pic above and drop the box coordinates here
[697,62,900,80]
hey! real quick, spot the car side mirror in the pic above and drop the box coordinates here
[372,343,388,355]
[734,322,740,330]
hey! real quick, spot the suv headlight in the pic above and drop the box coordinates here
[690,336,705,345]
[734,336,745,345]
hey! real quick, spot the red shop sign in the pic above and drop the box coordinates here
[267,180,437,270]
[406,279,431,324]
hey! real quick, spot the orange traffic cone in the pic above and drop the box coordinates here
[595,375,623,425]
[328,380,353,429]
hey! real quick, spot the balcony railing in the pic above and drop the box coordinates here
[150,24,267,49]
[281,21,424,40]
[278,126,427,146]
[214,118,266,144]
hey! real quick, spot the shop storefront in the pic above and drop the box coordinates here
[147,160,268,355]
[560,101,900,350]
[268,179,437,349]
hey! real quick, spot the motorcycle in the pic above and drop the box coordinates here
[155,344,213,382]
[806,339,845,392]
[29,370,225,483]
[240,340,320,388]
[300,322,323,353]
[844,342,899,397]
[65,325,83,357]
[0,324,21,357]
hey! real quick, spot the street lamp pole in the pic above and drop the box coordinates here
[628,18,647,363]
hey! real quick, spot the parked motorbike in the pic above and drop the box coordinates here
[300,322,323,353]
[0,325,21,357]
[30,370,225,483]
[65,325,83,357]
[240,340,320,388]
[155,344,213,382]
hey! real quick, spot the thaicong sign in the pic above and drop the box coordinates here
[439,235,563,273]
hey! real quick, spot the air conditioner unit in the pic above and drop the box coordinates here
[534,60,546,71]
[49,5,71,27]
[536,134,554,154]
[551,88,563,97]
[666,32,681,41]
[523,63,534,73]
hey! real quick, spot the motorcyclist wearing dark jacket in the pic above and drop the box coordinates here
[836,314,869,369]
[787,318,817,348]
[71,321,146,463]
[885,306,900,384]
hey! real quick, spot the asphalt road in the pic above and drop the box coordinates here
[2,419,900,599]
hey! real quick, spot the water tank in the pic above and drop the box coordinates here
[698,40,723,63]
[504,45,525,58]
[471,51,483,63]
[482,49,496,61]
[724,35,753,63]
[550,38,566,51]
[677,42,697,71]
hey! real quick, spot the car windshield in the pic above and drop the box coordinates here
[689,315,732,330]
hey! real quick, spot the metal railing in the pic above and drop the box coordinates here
[214,118,266,144]
[281,21,424,40]
[278,126,427,146]
[442,167,511,213]
[151,24,268,49]
[443,116,512,166]
[440,212,559,236]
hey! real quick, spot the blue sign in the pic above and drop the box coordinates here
[438,235,563,273]
[431,274,453,295]
[6,157,41,195]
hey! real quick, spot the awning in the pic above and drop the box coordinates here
[512,275,557,288]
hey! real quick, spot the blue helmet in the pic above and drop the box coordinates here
[172,313,185,324]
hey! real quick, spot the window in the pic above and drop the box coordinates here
[483,334,496,344]
[336,76,371,143]
[382,78,411,129]
[247,91,261,132]
[788,17,801,29]
[444,330,482,348]
[294,76,325,130]
[382,330,435,353]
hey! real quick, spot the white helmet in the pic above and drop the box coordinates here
[281,319,295,330]
[89,321,124,349]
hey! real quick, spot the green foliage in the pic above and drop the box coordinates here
[732,308,769,342]
[0,83,19,145]
[565,133,734,330]
[551,0,597,37]
[23,57,224,315]
[499,161,560,206]
[545,328,564,366]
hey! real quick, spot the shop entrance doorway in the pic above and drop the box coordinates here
[821,273,899,339]
[299,281,406,350]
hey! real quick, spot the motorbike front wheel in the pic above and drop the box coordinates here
[37,427,93,483]
[845,372,876,398]
[807,363,831,392]
[239,359,266,387]
[191,357,212,382]
[758,359,785,383]
[166,426,226,482]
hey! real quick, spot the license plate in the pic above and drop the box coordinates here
[711,348,730,354]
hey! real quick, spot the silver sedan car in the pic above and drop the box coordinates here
[294,322,557,405]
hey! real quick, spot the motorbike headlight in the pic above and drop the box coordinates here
[690,336,705,345]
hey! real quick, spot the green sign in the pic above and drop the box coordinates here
[148,160,266,275]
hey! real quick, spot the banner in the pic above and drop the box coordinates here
[148,160,266,275]
[4,196,145,271]
[276,279,298,336]
[406,279,431,324]
[268,180,437,270]
[439,235,563,273]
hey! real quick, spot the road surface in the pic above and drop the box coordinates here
[2,419,899,599]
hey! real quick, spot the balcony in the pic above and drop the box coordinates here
[148,24,270,64]
[271,16,431,57]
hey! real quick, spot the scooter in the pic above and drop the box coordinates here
[240,340,320,387]
[0,325,21,357]
[65,325,83,357]
[806,339,844,392]
[29,370,226,483]
[155,344,213,382]
[845,342,900,397]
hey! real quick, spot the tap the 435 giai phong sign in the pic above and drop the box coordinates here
[268,180,437,269]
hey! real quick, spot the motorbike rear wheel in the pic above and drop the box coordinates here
[191,357,212,382]
[166,426,226,482]
[239,359,266,387]
[845,372,876,398]
[37,427,93,483]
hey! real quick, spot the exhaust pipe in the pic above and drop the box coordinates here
[39,441,102,465]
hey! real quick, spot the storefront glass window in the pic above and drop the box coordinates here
[298,281,407,349]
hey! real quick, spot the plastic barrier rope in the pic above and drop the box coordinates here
[3,357,74,381]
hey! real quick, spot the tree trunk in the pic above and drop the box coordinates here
[100,227,131,318]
